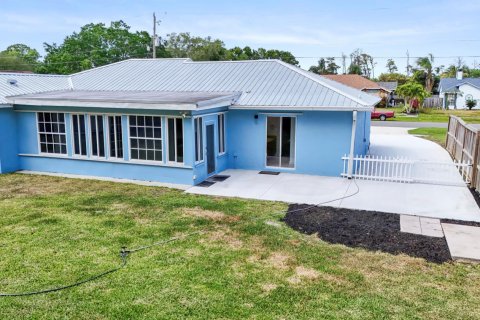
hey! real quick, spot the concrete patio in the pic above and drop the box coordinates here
[187,127,480,222]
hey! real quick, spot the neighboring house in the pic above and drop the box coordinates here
[376,81,402,106]
[0,59,379,186]
[323,74,391,106]
[439,70,480,109]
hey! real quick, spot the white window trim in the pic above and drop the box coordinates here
[36,112,67,156]
[194,116,204,164]
[88,114,107,159]
[107,115,124,159]
[166,116,185,165]
[127,115,164,163]
[264,115,297,170]
[218,113,226,155]
[70,113,88,158]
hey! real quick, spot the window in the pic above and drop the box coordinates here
[90,115,105,157]
[72,114,87,156]
[218,113,225,154]
[167,118,184,163]
[194,117,203,162]
[266,116,296,168]
[108,116,123,159]
[37,112,67,155]
[129,115,162,161]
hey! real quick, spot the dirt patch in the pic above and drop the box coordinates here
[283,205,451,263]
[265,252,293,270]
[182,207,240,222]
[287,266,319,285]
[202,229,243,249]
[261,283,278,293]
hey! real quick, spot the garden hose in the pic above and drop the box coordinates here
[0,179,360,297]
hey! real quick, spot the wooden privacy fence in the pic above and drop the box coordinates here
[446,115,480,189]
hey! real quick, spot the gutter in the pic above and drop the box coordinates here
[347,110,358,178]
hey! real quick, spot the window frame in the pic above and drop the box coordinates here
[194,116,204,164]
[217,113,226,155]
[36,112,67,156]
[264,115,297,170]
[166,116,185,164]
[88,114,107,158]
[107,115,124,160]
[127,115,163,163]
[70,113,88,157]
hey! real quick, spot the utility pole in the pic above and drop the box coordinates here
[406,50,410,77]
[152,12,157,59]
[341,53,346,74]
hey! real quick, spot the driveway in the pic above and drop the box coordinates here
[186,128,480,222]
[372,121,447,128]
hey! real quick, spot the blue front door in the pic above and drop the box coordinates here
[206,124,215,175]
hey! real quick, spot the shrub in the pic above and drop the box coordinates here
[466,99,477,110]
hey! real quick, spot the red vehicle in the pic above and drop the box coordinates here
[371,109,395,121]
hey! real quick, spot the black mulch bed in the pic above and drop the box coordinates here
[441,219,480,227]
[283,204,452,263]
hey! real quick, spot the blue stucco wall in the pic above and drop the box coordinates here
[15,111,195,185]
[2,107,370,184]
[0,108,19,173]
[353,111,371,156]
[226,110,358,176]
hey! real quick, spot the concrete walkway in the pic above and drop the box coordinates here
[187,128,480,222]
[443,224,480,262]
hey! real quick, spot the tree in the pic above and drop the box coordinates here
[396,81,430,112]
[0,44,40,72]
[309,57,339,74]
[386,59,398,73]
[256,48,299,66]
[348,49,375,78]
[166,32,226,61]
[415,54,436,93]
[40,21,160,74]
[466,99,477,110]
[378,72,409,85]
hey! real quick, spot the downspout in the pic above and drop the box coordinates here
[347,110,358,178]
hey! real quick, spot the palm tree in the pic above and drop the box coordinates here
[416,54,435,93]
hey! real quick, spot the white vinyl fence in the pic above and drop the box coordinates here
[342,155,472,186]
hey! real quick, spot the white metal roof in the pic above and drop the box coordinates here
[1,58,380,110]
[7,90,240,110]
[0,73,70,105]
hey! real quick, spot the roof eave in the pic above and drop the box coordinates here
[229,105,375,112]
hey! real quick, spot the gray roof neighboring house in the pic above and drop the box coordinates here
[1,58,380,111]
[376,81,398,91]
[439,78,480,92]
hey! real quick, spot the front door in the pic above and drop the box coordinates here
[206,124,216,175]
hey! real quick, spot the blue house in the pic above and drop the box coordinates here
[0,59,379,186]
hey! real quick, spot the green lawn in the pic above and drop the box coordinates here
[374,107,480,123]
[1,174,480,319]
[408,127,448,147]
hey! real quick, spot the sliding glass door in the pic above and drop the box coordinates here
[266,116,296,168]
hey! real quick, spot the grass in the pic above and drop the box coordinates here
[375,107,480,123]
[1,174,480,319]
[408,127,448,147]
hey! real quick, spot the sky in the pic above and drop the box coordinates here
[1,0,480,74]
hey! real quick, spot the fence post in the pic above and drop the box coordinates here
[471,131,480,189]
[446,115,451,152]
